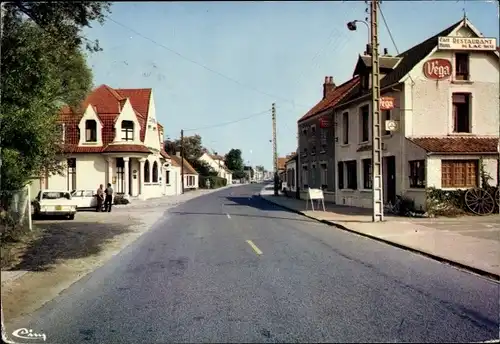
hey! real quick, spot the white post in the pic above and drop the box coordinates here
[107,157,113,186]
[123,157,130,196]
[139,158,145,198]
[27,184,32,231]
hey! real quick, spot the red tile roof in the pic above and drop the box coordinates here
[59,85,161,156]
[103,144,151,154]
[408,137,498,154]
[277,157,287,170]
[160,150,170,159]
[170,155,198,175]
[298,76,360,123]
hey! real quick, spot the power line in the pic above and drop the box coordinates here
[378,3,400,55]
[184,109,271,132]
[104,16,310,109]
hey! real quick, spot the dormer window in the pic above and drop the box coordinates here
[455,53,469,81]
[122,120,134,141]
[85,120,97,142]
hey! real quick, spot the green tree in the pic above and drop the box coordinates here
[225,149,245,179]
[1,2,111,193]
[255,165,265,172]
[164,134,204,163]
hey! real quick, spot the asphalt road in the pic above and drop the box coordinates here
[5,184,499,343]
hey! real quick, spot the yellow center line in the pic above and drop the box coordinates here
[246,240,263,255]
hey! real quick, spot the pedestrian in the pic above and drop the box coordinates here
[104,183,114,212]
[96,184,104,212]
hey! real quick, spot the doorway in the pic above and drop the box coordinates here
[384,156,396,205]
[128,159,133,196]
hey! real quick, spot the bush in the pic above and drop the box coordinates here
[199,176,227,189]
[114,194,130,205]
[426,186,499,216]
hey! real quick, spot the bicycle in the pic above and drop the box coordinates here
[385,195,403,215]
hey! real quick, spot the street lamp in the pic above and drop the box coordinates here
[346,19,370,45]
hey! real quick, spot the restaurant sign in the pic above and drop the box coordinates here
[380,97,395,111]
[438,36,497,51]
[423,58,452,80]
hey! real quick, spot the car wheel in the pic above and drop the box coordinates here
[68,214,75,220]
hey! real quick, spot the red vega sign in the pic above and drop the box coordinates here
[423,58,452,80]
[380,97,395,111]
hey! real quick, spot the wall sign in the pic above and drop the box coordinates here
[423,59,452,80]
[319,116,331,128]
[380,97,395,110]
[438,36,497,51]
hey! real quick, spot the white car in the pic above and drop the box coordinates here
[71,189,98,209]
[33,190,78,220]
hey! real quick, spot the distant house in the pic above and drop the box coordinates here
[32,84,175,200]
[198,152,233,184]
[170,153,199,190]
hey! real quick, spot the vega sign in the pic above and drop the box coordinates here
[423,59,452,80]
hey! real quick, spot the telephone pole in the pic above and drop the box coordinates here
[371,0,384,222]
[180,129,185,194]
[272,103,278,196]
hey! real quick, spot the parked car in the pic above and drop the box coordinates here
[71,189,98,210]
[33,190,78,220]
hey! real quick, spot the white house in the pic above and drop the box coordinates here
[34,85,180,200]
[333,17,499,210]
[170,153,199,190]
[198,152,232,184]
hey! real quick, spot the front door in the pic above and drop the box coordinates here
[384,156,396,205]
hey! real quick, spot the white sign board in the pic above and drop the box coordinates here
[385,120,399,132]
[306,188,325,211]
[438,36,497,51]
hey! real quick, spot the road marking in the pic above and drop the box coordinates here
[226,213,231,219]
[246,240,263,255]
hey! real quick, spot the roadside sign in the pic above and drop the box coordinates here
[381,97,395,110]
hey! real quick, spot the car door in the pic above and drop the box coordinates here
[82,190,97,208]
[71,190,86,208]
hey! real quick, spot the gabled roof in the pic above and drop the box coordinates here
[170,155,198,175]
[59,85,157,154]
[408,136,498,154]
[298,76,360,123]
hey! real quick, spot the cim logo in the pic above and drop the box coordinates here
[423,58,452,80]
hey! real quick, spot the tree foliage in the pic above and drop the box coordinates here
[225,149,246,179]
[255,165,265,172]
[0,2,111,192]
[164,134,204,163]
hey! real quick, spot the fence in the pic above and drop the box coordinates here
[0,186,32,235]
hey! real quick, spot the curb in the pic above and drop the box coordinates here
[259,194,500,283]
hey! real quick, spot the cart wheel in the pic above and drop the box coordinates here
[464,188,495,215]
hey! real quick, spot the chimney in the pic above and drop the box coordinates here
[365,43,372,56]
[323,76,336,99]
[383,48,388,55]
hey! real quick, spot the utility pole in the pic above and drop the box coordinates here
[272,103,279,196]
[370,0,384,222]
[180,129,185,194]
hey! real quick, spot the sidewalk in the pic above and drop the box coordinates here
[260,187,500,280]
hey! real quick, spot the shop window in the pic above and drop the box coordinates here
[362,159,372,189]
[409,160,425,188]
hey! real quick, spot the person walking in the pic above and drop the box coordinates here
[96,184,104,212]
[104,183,114,212]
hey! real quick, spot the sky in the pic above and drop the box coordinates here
[84,0,499,171]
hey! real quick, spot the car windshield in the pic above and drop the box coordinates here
[42,192,71,200]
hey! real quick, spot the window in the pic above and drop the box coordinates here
[311,146,316,155]
[302,127,308,136]
[338,162,344,189]
[166,170,170,185]
[311,164,316,187]
[345,160,357,189]
[57,123,66,142]
[455,53,469,81]
[122,120,134,141]
[302,165,308,188]
[144,160,150,183]
[442,160,478,188]
[409,160,425,188]
[116,158,125,193]
[67,158,76,191]
[311,125,316,135]
[383,110,391,136]
[85,120,97,142]
[152,161,158,183]
[452,93,471,133]
[362,159,372,189]
[320,163,328,189]
[360,105,369,142]
[303,148,308,157]
[320,128,327,152]
[342,112,349,144]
